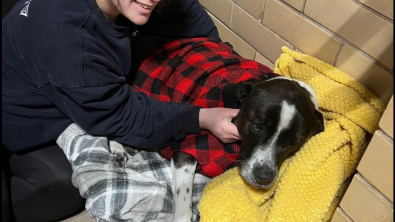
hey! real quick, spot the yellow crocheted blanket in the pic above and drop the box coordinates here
[198,47,386,222]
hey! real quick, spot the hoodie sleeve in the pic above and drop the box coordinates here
[40,82,201,149]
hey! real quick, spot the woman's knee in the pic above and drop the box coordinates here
[8,144,85,222]
[12,176,85,222]
[9,145,72,201]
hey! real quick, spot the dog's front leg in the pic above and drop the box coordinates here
[171,152,197,222]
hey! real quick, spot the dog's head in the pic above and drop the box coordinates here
[234,77,324,189]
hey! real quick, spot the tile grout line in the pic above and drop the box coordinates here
[333,41,345,67]
[276,0,393,72]
[341,41,394,75]
[230,1,235,29]
[301,0,307,13]
[232,3,295,63]
[349,0,393,23]
[258,0,266,23]
[207,10,261,60]
[205,0,393,74]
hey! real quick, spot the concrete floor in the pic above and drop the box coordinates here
[60,211,96,222]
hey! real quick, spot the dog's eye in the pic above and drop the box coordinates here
[252,119,273,131]
[252,124,263,131]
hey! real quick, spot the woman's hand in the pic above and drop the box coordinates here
[199,108,242,143]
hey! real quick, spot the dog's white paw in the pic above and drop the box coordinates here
[109,140,128,167]
[125,146,140,156]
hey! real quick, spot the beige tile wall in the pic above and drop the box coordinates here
[264,0,341,65]
[282,0,304,11]
[232,0,265,19]
[200,0,394,104]
[305,0,393,69]
[359,0,393,20]
[209,12,256,60]
[232,5,293,63]
[199,0,233,26]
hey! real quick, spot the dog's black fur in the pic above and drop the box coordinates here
[234,78,324,188]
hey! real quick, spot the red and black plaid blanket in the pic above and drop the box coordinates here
[132,38,278,177]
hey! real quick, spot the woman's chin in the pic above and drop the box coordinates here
[126,13,151,25]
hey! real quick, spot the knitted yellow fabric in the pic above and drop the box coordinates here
[198,47,386,222]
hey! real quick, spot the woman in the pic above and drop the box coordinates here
[2,0,241,221]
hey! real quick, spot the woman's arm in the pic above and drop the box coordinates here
[41,82,201,150]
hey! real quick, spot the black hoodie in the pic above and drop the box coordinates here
[2,0,220,151]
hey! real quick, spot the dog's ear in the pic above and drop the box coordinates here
[237,80,258,102]
[313,110,325,135]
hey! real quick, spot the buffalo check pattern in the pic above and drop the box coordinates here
[132,38,279,177]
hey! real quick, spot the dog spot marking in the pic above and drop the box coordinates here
[278,101,295,131]
[184,197,186,201]
[184,168,189,173]
[176,188,180,195]
[187,188,190,193]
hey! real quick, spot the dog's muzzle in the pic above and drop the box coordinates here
[240,163,279,189]
[252,163,277,186]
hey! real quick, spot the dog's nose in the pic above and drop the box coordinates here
[252,166,276,186]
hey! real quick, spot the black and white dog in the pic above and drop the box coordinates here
[110,76,324,222]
